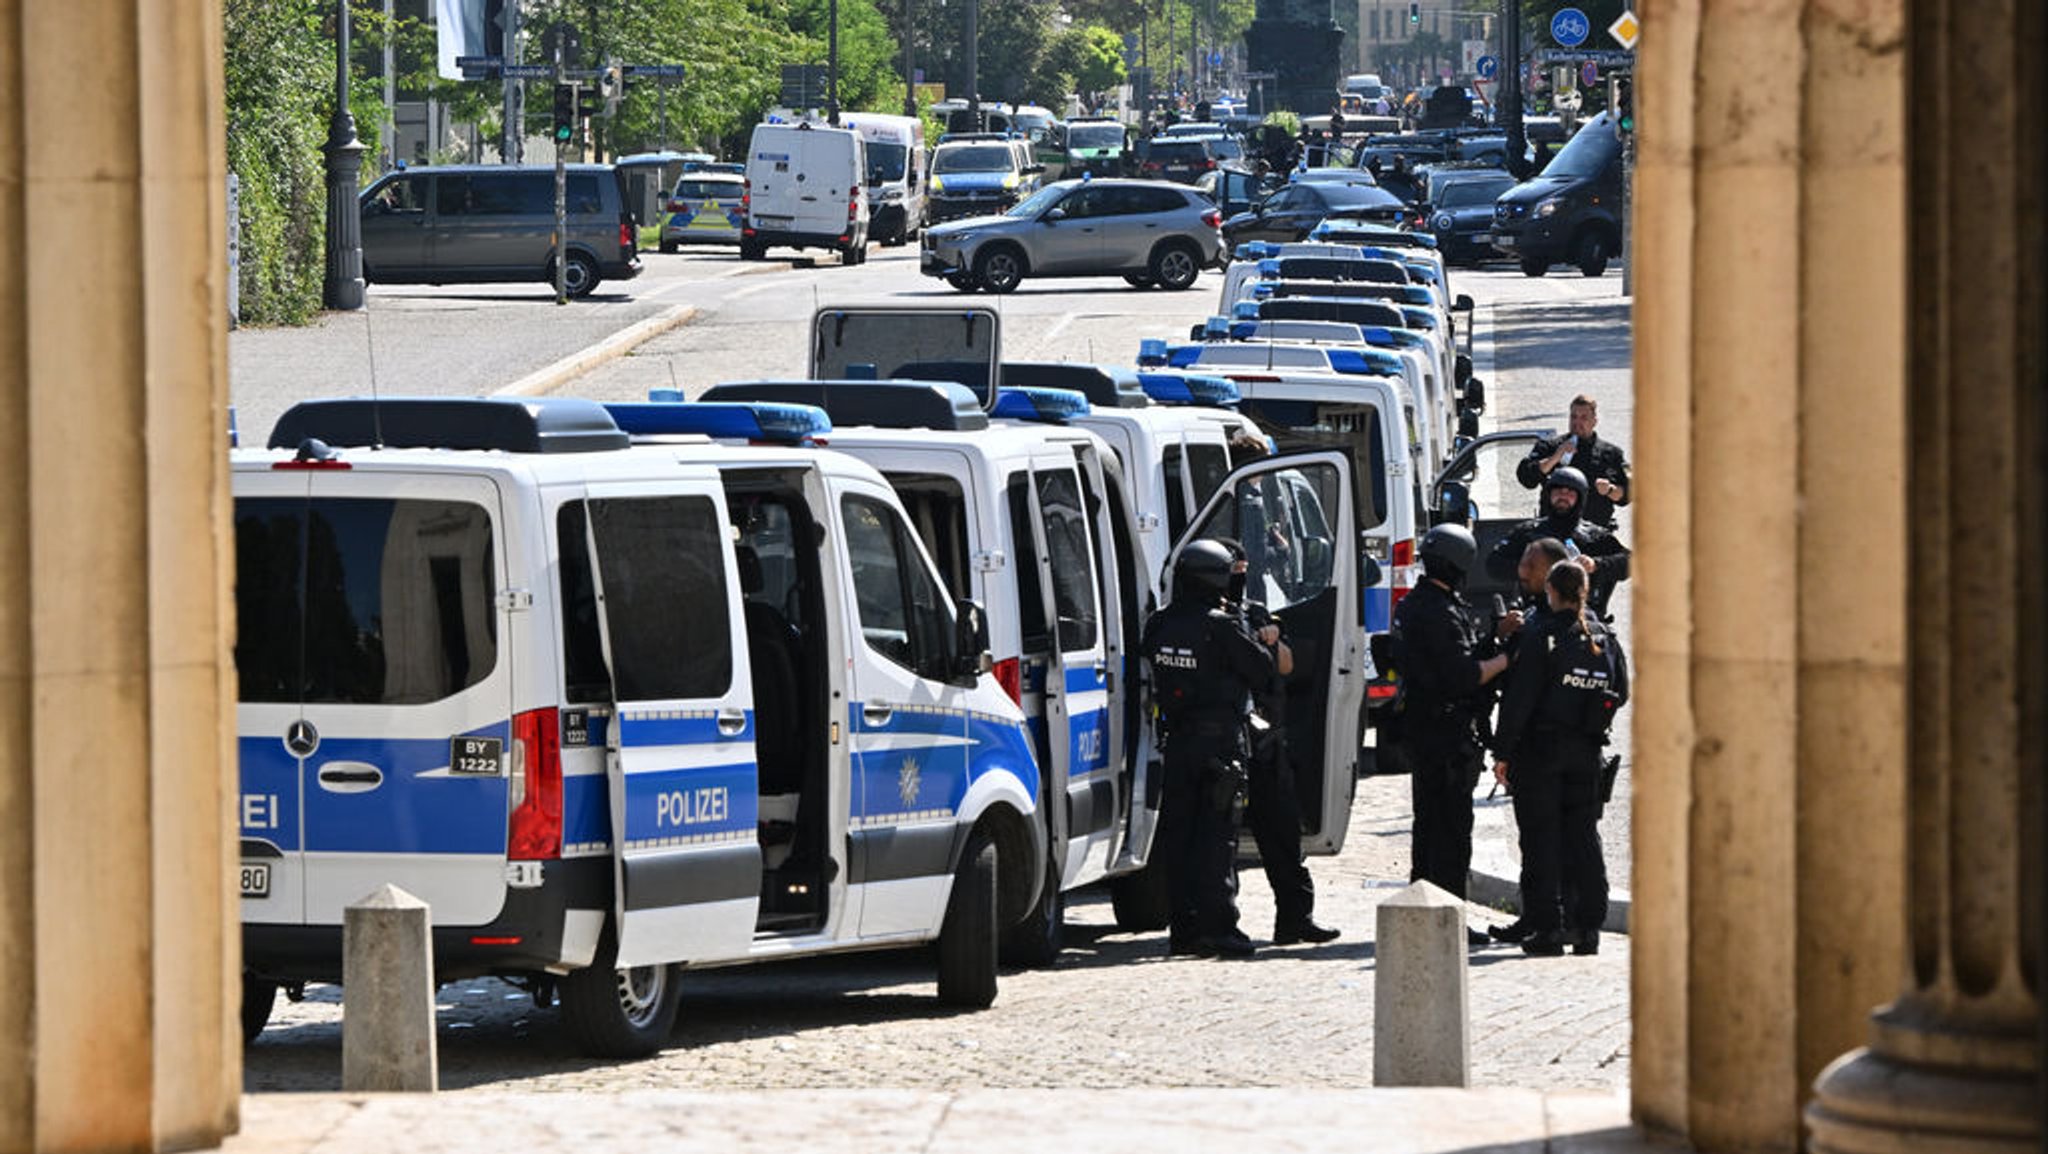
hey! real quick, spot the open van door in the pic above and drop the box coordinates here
[1164,450,1363,854]
[581,482,761,967]
[1430,428,1552,621]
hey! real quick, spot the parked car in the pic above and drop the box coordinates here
[921,178,1223,294]
[658,171,748,252]
[1136,137,1220,184]
[929,137,1041,222]
[1220,181,1404,248]
[1065,118,1132,177]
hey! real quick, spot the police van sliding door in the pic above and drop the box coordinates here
[1167,451,1364,855]
[1073,446,1144,871]
[581,482,760,967]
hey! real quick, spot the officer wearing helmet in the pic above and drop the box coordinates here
[1485,466,1632,617]
[1140,538,1278,959]
[1386,523,1511,934]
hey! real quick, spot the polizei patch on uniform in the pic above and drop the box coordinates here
[1561,670,1610,690]
[1153,646,1200,670]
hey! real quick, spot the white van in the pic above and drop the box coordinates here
[843,113,928,246]
[743,121,869,263]
[237,397,1044,1058]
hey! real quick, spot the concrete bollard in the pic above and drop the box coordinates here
[1373,880,1470,1087]
[342,884,438,1092]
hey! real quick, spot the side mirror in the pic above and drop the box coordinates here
[1463,376,1486,412]
[1454,352,1473,386]
[951,599,992,685]
[1454,293,1475,312]
[1436,481,1473,526]
[1457,408,1481,439]
[1360,554,1385,588]
[1044,207,1067,223]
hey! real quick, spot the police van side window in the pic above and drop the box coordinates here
[557,498,734,702]
[1034,470,1099,651]
[886,473,971,599]
[1162,447,1188,542]
[1004,477,1050,653]
[1185,443,1232,512]
[232,497,497,705]
[842,495,951,679]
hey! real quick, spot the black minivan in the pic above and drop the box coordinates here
[358,164,642,297]
[1489,113,1623,277]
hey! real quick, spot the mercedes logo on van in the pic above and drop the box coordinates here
[285,720,320,759]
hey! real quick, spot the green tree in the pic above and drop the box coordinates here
[1046,23,1127,100]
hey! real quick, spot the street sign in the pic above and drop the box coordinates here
[626,64,687,79]
[1582,60,1600,86]
[456,55,502,71]
[1551,7,1591,48]
[1209,52,1223,67]
[1476,54,1498,79]
[502,64,551,80]
[1608,9,1641,51]
[1531,48,1634,67]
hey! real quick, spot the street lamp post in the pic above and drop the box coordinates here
[323,0,366,311]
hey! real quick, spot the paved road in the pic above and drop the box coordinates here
[231,245,1637,1094]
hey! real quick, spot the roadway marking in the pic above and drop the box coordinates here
[491,304,699,397]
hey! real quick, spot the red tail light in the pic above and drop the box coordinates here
[507,708,562,861]
[993,657,1022,706]
[668,199,684,213]
[848,192,860,222]
[619,219,634,248]
[1392,538,1415,568]
[1202,158,1217,170]
[1201,210,1222,228]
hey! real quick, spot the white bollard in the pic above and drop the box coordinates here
[1373,880,1470,1087]
[342,884,438,1092]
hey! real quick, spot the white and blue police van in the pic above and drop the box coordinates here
[235,396,1045,1058]
[686,372,1368,950]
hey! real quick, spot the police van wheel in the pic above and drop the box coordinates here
[936,833,999,1008]
[1519,256,1548,278]
[999,861,1065,968]
[1109,859,1172,932]
[659,240,677,255]
[559,934,681,1059]
[241,975,278,1044]
[1573,230,1610,277]
[739,240,766,261]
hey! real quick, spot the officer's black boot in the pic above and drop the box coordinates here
[1520,928,1570,957]
[1572,928,1600,956]
[1273,918,1340,945]
[1489,919,1536,943]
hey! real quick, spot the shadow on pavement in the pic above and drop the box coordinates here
[1493,300,1632,376]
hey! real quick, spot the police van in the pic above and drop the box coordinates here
[235,397,1045,1058]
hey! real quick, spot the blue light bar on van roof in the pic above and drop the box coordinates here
[1328,349,1406,377]
[608,400,833,443]
[1361,326,1397,346]
[1400,306,1438,330]
[992,386,1091,424]
[1253,283,1276,299]
[1166,345,1204,369]
[1138,372,1241,407]
[1137,338,1172,367]
[1232,301,1261,321]
[1257,258,1281,277]
[1202,316,1231,339]
[1234,241,1276,260]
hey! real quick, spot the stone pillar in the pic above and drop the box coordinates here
[1630,0,1908,1148]
[1806,0,2045,1147]
[0,0,239,1150]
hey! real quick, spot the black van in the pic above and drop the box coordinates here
[358,164,641,297]
[1489,112,1623,277]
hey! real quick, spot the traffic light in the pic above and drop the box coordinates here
[576,85,602,119]
[1611,76,1635,135]
[1409,2,1420,25]
[552,83,574,142]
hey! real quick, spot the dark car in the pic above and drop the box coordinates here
[1222,181,1405,248]
[1491,112,1623,276]
[358,164,640,297]
[1422,170,1516,264]
[1137,137,1219,184]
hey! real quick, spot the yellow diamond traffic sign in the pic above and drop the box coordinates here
[1608,9,1640,50]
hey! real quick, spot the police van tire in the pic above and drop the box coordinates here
[1109,858,1172,931]
[659,240,677,255]
[999,860,1065,968]
[241,975,278,1044]
[559,934,682,1059]
[1573,229,1610,277]
[740,240,766,261]
[1519,255,1548,278]
[936,833,999,1007]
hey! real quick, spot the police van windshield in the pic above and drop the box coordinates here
[1543,115,1621,180]
[235,497,498,705]
[866,142,909,184]
[935,145,1015,173]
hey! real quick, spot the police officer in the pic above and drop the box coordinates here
[1218,539,1340,947]
[1484,467,1630,617]
[1141,539,1276,959]
[1515,395,1632,528]
[1489,560,1630,956]
[1386,525,1510,939]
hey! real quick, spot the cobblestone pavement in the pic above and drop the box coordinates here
[246,776,1629,1095]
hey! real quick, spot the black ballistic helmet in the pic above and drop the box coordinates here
[1418,523,1478,583]
[1544,465,1590,502]
[1174,539,1236,602]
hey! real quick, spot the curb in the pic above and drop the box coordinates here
[1468,866,1633,935]
[491,303,698,398]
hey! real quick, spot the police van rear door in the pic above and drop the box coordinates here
[1070,441,1146,870]
[580,479,761,967]
[1164,450,1364,854]
[293,470,516,928]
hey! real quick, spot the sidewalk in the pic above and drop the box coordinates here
[223,1087,1666,1154]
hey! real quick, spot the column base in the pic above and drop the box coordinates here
[1807,1045,2040,1154]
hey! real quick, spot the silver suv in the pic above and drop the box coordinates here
[920,178,1224,294]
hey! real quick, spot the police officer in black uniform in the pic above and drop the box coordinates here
[1489,560,1630,956]
[1141,539,1276,959]
[1485,467,1631,617]
[1218,539,1340,947]
[1515,394,1632,529]
[1386,525,1510,940]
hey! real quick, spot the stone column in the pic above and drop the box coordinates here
[1805,0,2044,1148]
[1630,0,1909,1148]
[0,0,240,1149]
